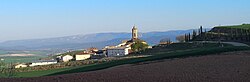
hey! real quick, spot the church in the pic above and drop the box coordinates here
[105,25,148,57]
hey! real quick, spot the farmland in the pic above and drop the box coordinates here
[1,44,248,78]
[1,50,250,82]
[0,50,50,63]
[0,42,249,82]
[0,56,44,64]
[0,50,49,55]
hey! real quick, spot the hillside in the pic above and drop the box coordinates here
[214,24,250,29]
[0,29,196,50]
[193,24,250,42]
[211,24,250,34]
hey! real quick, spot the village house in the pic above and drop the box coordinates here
[29,60,57,67]
[106,47,131,57]
[87,47,99,53]
[15,63,28,68]
[75,53,91,61]
[62,55,73,62]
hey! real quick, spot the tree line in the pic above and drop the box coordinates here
[176,26,250,42]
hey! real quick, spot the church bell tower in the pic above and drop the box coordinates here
[132,25,138,40]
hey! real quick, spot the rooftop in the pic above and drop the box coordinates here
[107,46,129,50]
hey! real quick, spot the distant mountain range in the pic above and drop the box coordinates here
[0,29,210,50]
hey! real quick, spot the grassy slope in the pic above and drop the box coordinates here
[215,24,250,29]
[16,64,98,77]
[140,43,232,55]
[13,46,250,77]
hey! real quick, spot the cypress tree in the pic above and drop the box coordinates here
[200,26,203,34]
[188,33,191,42]
[192,30,197,40]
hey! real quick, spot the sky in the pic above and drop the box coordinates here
[0,0,250,41]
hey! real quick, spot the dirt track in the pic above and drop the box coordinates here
[1,51,250,82]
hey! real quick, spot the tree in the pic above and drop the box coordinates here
[131,40,149,52]
[176,35,185,42]
[0,61,5,77]
[200,26,203,35]
[192,30,197,40]
[0,62,16,78]
[4,62,16,78]
[159,38,172,45]
[188,33,191,42]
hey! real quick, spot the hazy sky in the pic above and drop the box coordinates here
[0,0,249,41]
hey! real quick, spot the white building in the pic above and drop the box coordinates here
[29,60,57,67]
[107,47,131,57]
[62,55,73,62]
[15,64,28,68]
[75,54,91,60]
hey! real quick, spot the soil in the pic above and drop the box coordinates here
[1,51,250,82]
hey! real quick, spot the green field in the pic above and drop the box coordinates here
[0,50,49,64]
[0,50,49,55]
[215,24,250,29]
[0,56,45,64]
[0,50,9,55]
[8,45,249,78]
